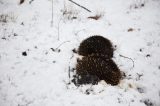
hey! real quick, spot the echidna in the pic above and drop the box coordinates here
[76,55,121,85]
[78,35,114,58]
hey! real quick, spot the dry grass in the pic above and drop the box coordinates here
[88,14,102,20]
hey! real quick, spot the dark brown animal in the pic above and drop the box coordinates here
[76,55,121,85]
[78,35,114,58]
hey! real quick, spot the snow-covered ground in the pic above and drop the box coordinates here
[0,0,160,106]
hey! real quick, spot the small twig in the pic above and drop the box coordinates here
[68,54,74,83]
[88,14,101,20]
[57,17,62,40]
[55,41,70,50]
[51,0,54,27]
[68,0,91,13]
[74,29,85,42]
[68,65,71,79]
[50,41,70,53]
[119,54,135,69]
[74,29,85,36]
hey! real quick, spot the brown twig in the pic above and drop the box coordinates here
[68,0,91,13]
[119,54,135,69]
[50,41,70,52]
[88,15,101,20]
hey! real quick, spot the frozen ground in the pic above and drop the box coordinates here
[0,0,160,106]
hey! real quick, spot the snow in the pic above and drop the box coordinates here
[0,0,160,106]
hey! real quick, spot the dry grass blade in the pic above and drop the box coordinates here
[88,15,101,20]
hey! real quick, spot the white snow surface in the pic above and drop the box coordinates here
[0,0,160,106]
